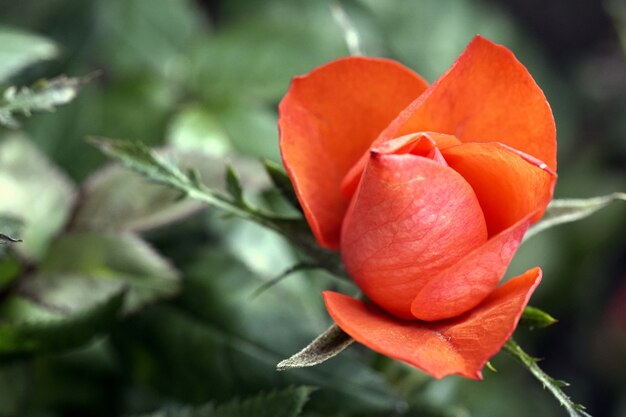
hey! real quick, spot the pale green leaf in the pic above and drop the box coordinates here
[39,232,180,314]
[0,135,75,260]
[0,27,57,83]
[166,104,232,157]
[525,193,626,241]
[72,147,269,232]
[0,288,124,360]
[0,75,86,128]
[92,138,347,278]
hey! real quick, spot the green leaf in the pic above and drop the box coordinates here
[91,139,349,278]
[0,135,75,260]
[521,306,558,329]
[277,324,354,371]
[112,247,398,412]
[40,232,180,314]
[90,138,253,219]
[72,148,270,232]
[525,193,626,241]
[0,75,90,129]
[0,27,58,83]
[503,339,592,417]
[0,288,124,360]
[166,104,232,157]
[96,0,204,78]
[225,165,245,204]
[262,159,302,212]
[134,386,315,417]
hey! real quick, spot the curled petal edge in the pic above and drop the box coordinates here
[323,267,542,380]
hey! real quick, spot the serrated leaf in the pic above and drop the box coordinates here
[91,139,349,279]
[39,232,180,314]
[0,75,87,128]
[503,339,592,417]
[525,193,626,241]
[0,27,58,83]
[521,306,558,329]
[278,324,354,371]
[71,149,267,233]
[134,386,314,417]
[0,135,75,260]
[263,159,302,212]
[0,288,124,360]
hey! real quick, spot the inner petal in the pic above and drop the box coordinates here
[340,132,462,200]
[340,146,488,319]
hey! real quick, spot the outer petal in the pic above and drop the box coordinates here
[377,36,556,171]
[442,142,556,237]
[323,267,542,380]
[279,57,429,249]
[411,215,530,321]
[340,152,487,319]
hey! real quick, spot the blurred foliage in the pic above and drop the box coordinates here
[0,0,624,416]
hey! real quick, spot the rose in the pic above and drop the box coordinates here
[278,36,556,379]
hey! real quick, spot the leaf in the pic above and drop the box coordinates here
[166,104,232,157]
[503,339,592,417]
[92,139,300,232]
[277,324,354,371]
[71,148,268,232]
[0,27,58,83]
[112,247,399,412]
[133,386,315,417]
[91,139,348,278]
[71,163,205,232]
[521,306,558,329]
[97,0,204,77]
[262,159,302,213]
[525,193,626,241]
[225,165,244,204]
[39,232,180,314]
[0,135,75,260]
[90,138,251,219]
[0,75,89,128]
[188,13,347,103]
[0,288,124,360]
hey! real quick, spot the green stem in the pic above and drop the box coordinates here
[503,339,591,417]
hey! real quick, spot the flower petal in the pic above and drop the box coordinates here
[377,35,556,171]
[323,267,542,379]
[279,57,429,249]
[442,142,556,237]
[411,215,530,321]
[340,151,487,319]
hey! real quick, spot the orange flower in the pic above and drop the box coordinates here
[279,36,556,379]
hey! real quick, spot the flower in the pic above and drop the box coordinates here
[278,36,556,379]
